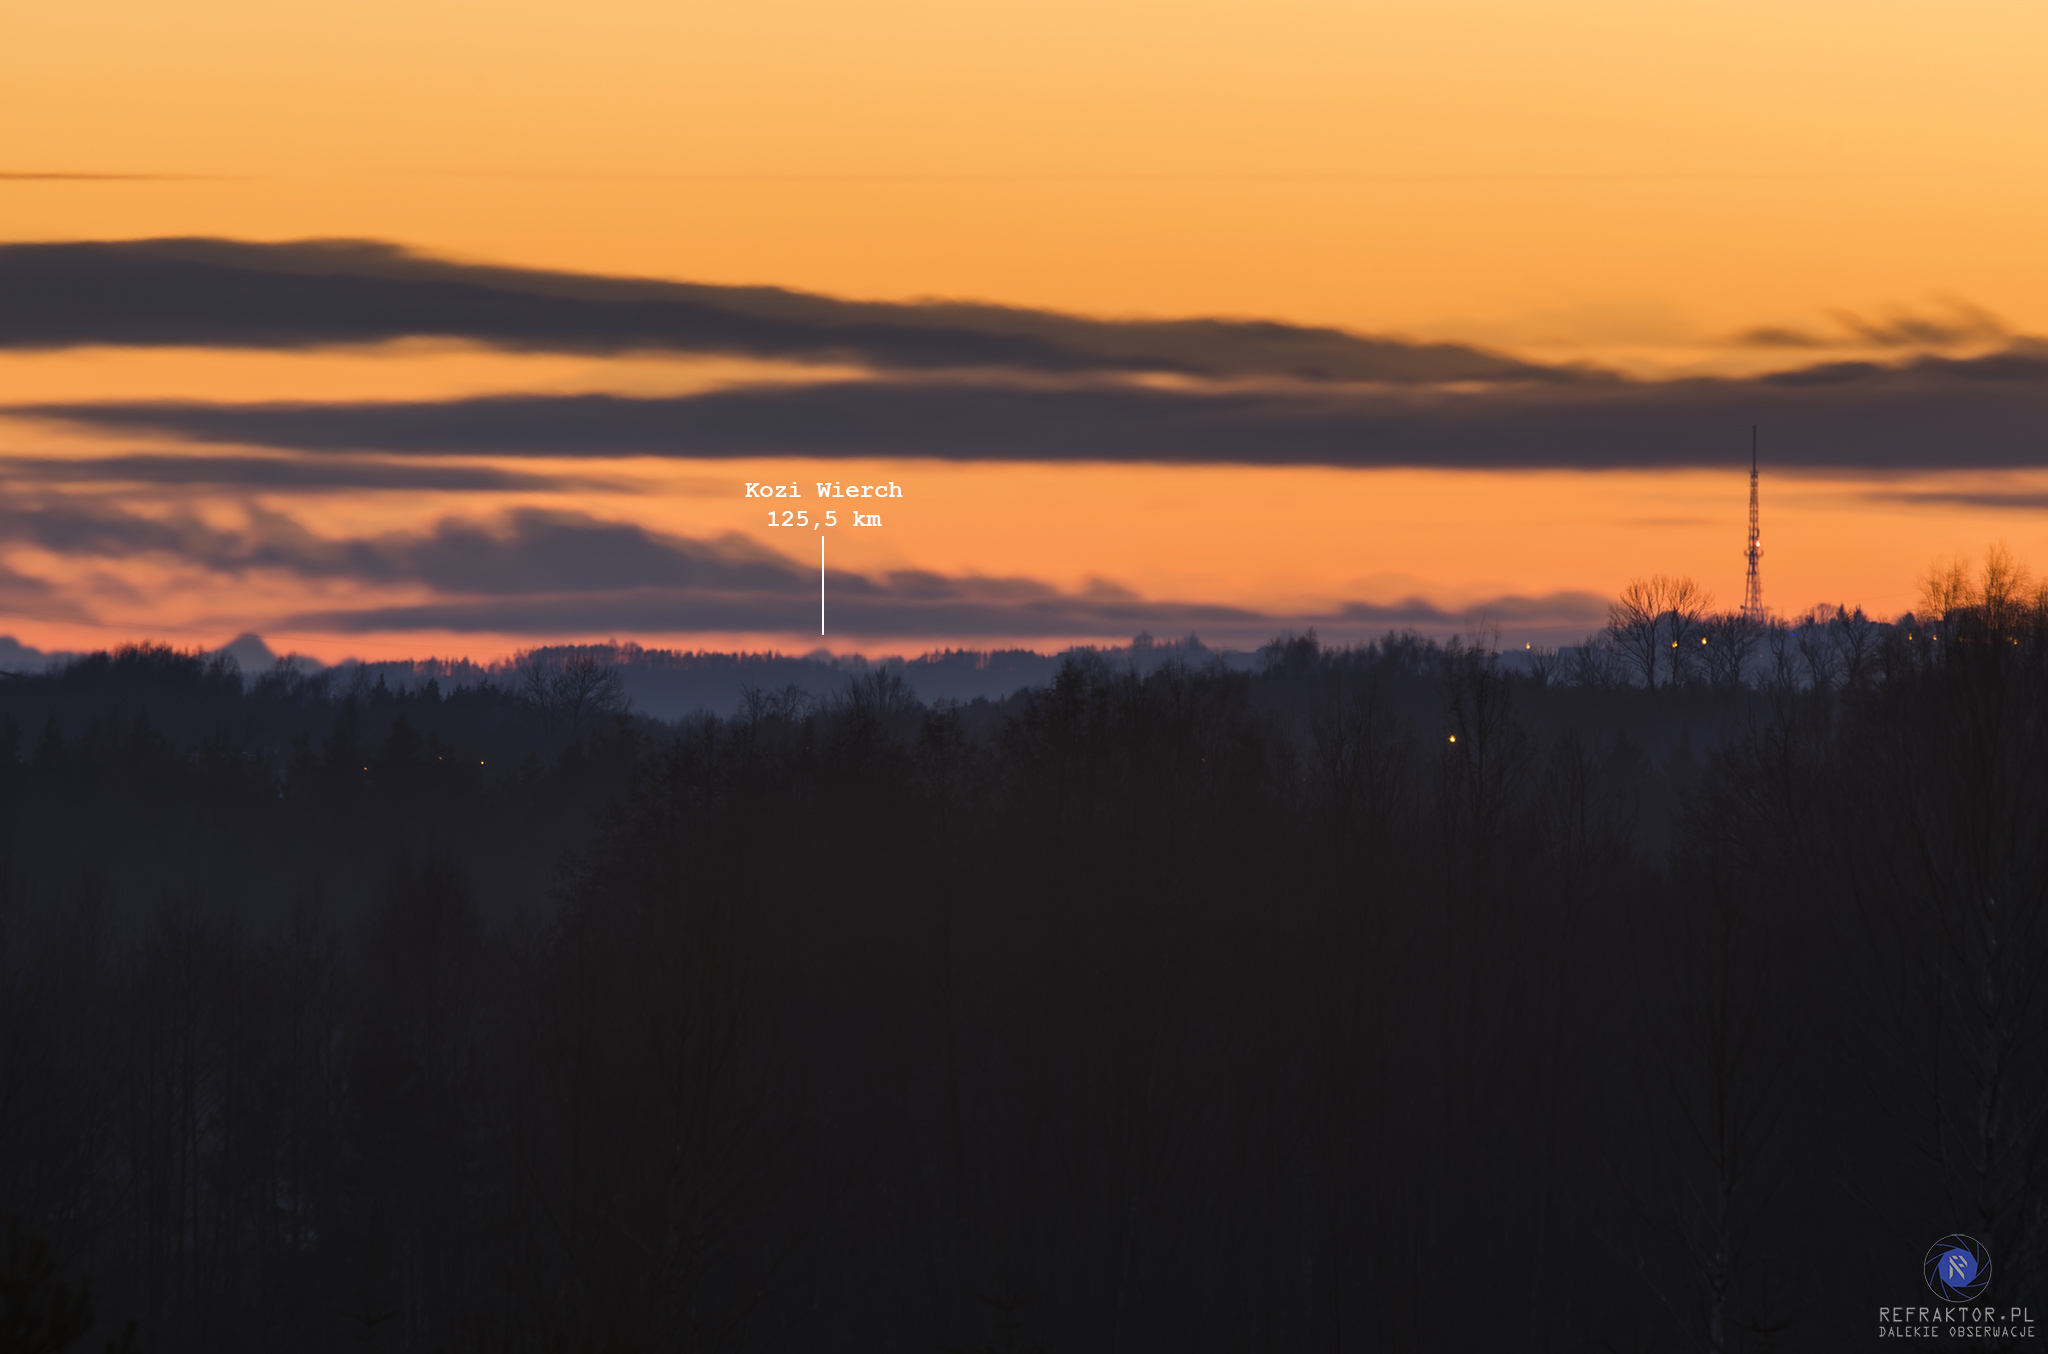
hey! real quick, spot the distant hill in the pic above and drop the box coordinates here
[0,634,74,673]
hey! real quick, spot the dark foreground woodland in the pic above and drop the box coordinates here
[1,586,2045,1352]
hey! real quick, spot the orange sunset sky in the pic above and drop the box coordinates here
[3,0,2046,662]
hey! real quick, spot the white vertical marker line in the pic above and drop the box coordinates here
[820,535,825,636]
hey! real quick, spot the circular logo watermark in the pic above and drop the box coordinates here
[1924,1234,1992,1302]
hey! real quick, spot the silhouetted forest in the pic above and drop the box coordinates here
[0,632,1242,722]
[2,559,2046,1352]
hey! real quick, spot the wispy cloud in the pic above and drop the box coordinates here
[1866,488,2048,512]
[24,346,2048,469]
[0,501,794,594]
[0,559,63,604]
[1733,300,2015,351]
[0,496,1605,641]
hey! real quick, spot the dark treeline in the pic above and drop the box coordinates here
[0,633,1239,722]
[1,560,2046,1351]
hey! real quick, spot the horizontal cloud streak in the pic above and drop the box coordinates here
[0,238,1558,384]
[0,454,587,492]
[276,587,1610,641]
[0,502,800,595]
[0,497,1604,640]
[1867,489,2048,511]
[24,347,2048,469]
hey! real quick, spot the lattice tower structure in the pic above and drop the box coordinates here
[1743,426,1764,618]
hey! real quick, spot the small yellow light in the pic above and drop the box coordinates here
[1448,734,1457,742]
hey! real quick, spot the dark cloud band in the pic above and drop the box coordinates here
[21,346,2048,469]
[0,237,1554,384]
[0,453,587,492]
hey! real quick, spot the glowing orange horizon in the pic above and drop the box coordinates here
[4,0,2043,661]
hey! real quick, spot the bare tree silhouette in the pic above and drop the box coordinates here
[1609,578,1670,689]
[516,648,629,758]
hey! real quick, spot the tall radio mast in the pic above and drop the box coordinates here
[1742,426,1764,619]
